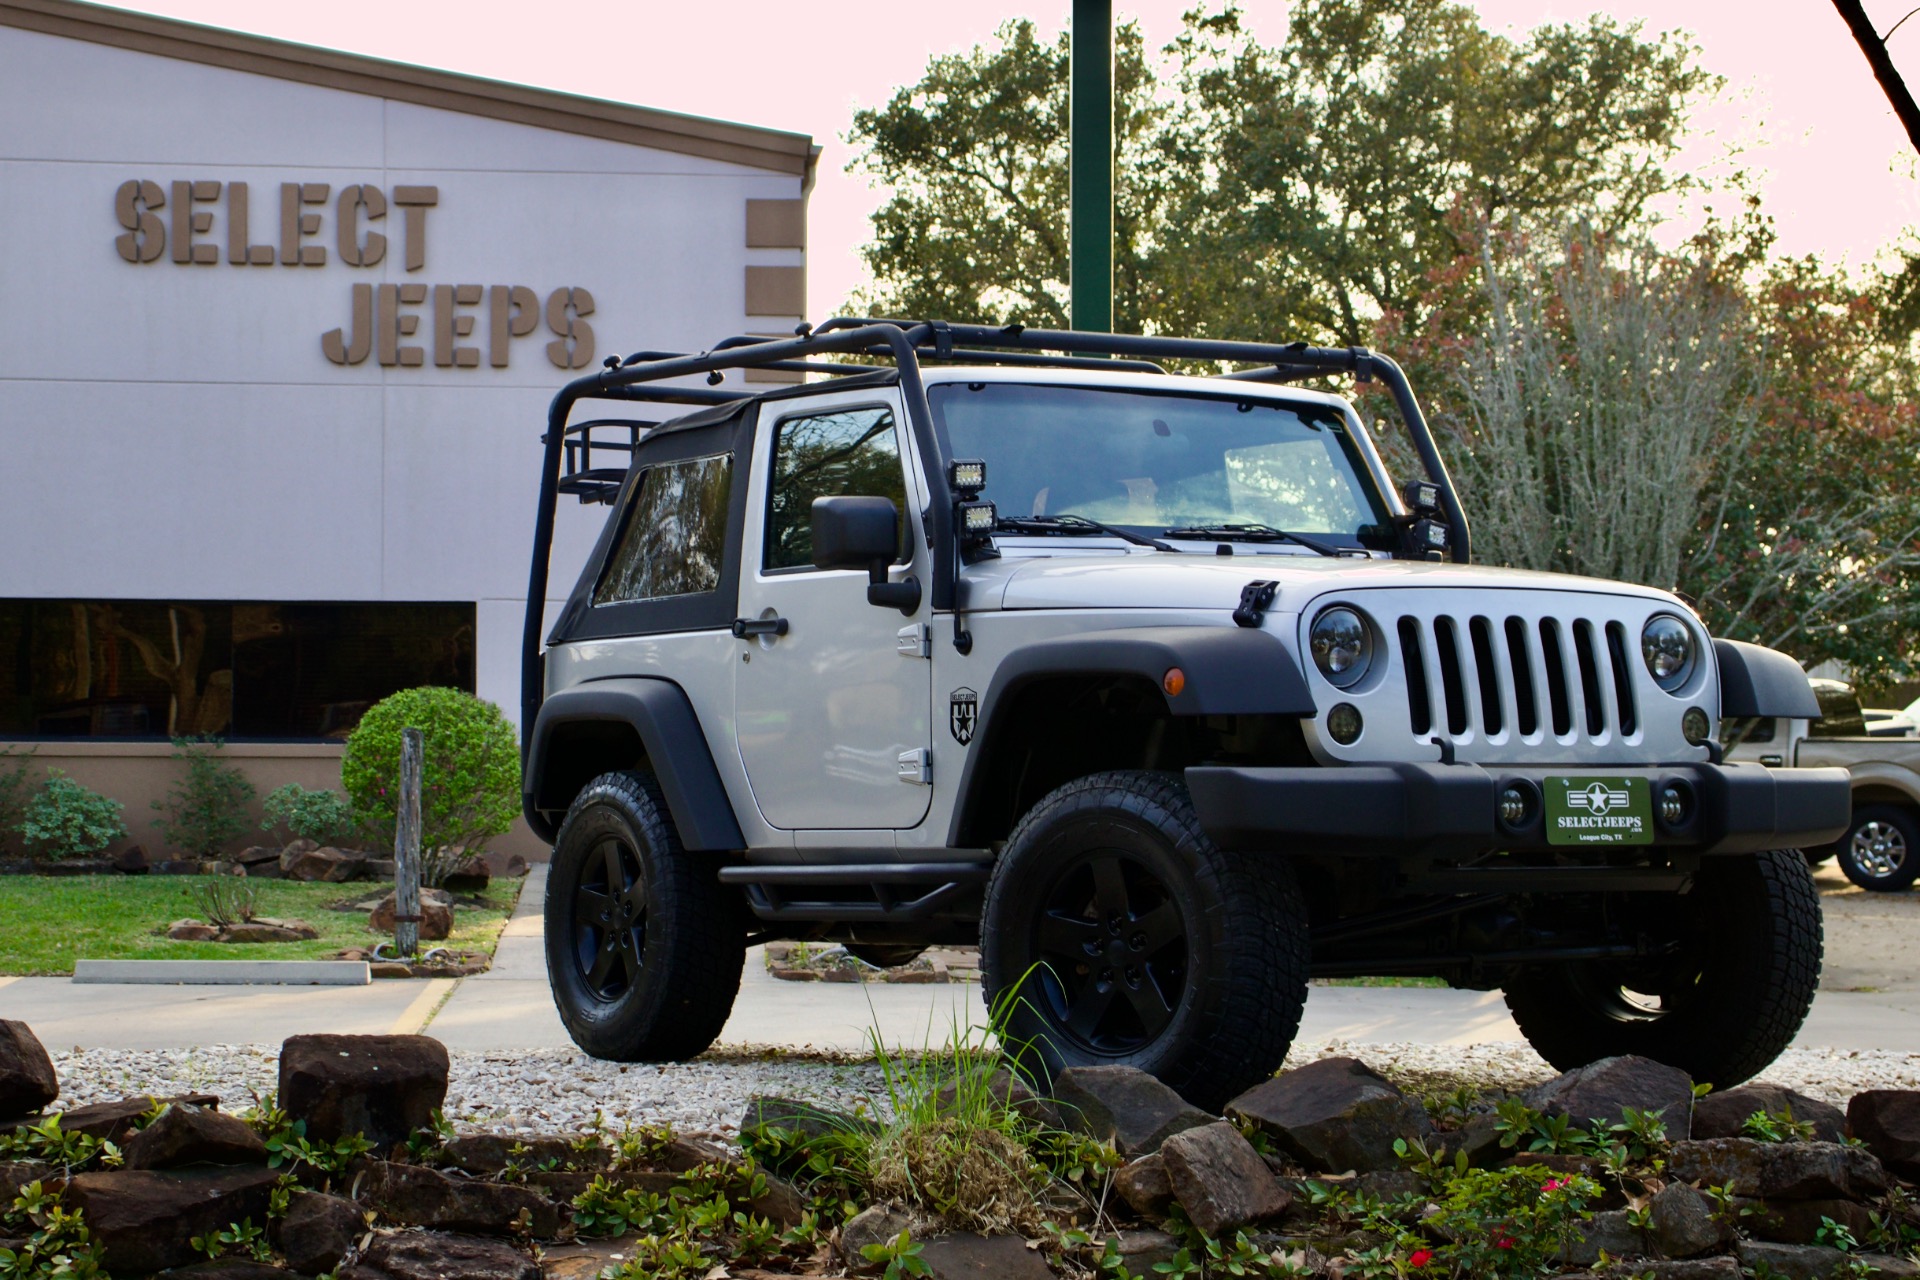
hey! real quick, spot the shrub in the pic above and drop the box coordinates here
[0,745,34,856]
[341,687,520,879]
[259,783,357,846]
[189,877,258,927]
[21,772,126,860]
[153,737,257,858]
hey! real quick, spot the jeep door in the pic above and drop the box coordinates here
[732,392,933,829]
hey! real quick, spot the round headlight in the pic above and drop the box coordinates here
[1641,615,1696,691]
[1310,607,1374,688]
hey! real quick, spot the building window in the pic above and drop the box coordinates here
[0,600,475,741]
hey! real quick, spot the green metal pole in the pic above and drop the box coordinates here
[1070,0,1113,334]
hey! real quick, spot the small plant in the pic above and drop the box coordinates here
[1814,1214,1861,1252]
[2,1180,105,1280]
[340,687,521,885]
[261,1118,374,1175]
[1741,1105,1818,1143]
[0,745,35,857]
[190,1218,269,1263]
[187,877,258,928]
[0,1114,119,1174]
[153,737,256,859]
[19,771,125,861]
[260,783,358,847]
[860,1229,931,1280]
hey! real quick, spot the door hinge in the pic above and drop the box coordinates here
[896,748,932,785]
[896,623,932,658]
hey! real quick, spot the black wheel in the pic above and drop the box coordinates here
[1835,805,1920,892]
[979,771,1310,1112]
[1503,848,1822,1089]
[545,771,745,1060]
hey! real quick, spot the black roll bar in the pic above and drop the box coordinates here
[522,319,1471,745]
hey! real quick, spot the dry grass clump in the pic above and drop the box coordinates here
[865,1117,1052,1234]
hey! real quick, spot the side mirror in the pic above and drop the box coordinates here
[810,496,922,615]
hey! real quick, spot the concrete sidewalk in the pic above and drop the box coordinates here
[5,864,1919,1055]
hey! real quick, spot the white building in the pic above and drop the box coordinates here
[0,0,814,853]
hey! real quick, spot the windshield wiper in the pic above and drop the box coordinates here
[1163,523,1347,557]
[995,514,1177,552]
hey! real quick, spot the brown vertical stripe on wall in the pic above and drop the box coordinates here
[745,266,805,317]
[745,199,806,248]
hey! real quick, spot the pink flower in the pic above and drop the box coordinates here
[1493,1234,1516,1250]
[1542,1178,1565,1192]
[1407,1248,1434,1268]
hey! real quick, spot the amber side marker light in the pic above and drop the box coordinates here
[1162,667,1186,697]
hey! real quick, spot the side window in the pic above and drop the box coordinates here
[594,453,732,604]
[764,407,910,571]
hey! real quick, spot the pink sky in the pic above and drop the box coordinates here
[103,0,1920,321]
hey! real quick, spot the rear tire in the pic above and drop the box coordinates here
[1503,848,1822,1088]
[545,770,745,1060]
[1834,805,1919,892]
[980,771,1309,1112]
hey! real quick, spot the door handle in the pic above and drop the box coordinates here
[732,616,789,639]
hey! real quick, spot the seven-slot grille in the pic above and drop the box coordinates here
[1396,613,1640,746]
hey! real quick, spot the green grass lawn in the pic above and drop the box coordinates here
[0,876,523,975]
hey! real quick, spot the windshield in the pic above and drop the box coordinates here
[927,382,1393,545]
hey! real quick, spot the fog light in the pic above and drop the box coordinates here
[1682,707,1713,745]
[1661,785,1686,825]
[1499,786,1531,827]
[1326,703,1363,745]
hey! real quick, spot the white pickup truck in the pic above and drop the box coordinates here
[1727,677,1920,891]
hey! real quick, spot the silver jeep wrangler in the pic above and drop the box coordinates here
[521,320,1848,1109]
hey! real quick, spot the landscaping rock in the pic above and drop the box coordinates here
[64,1164,281,1273]
[1858,1256,1920,1278]
[1,1161,46,1202]
[841,1203,915,1271]
[1525,1055,1693,1135]
[282,845,366,882]
[748,1171,809,1228]
[1666,1138,1888,1200]
[341,1232,540,1280]
[51,1092,221,1143]
[168,919,221,941]
[111,845,150,875]
[933,1068,1058,1128]
[221,919,321,943]
[1733,1240,1866,1280]
[1740,1196,1876,1246]
[1352,1169,1426,1201]
[368,892,453,941]
[1115,1152,1175,1218]
[1560,1209,1653,1266]
[438,1133,610,1175]
[1160,1120,1290,1237]
[1846,1089,1920,1179]
[235,846,281,868]
[279,1033,449,1149]
[918,1232,1055,1280]
[353,1158,561,1237]
[0,1021,58,1118]
[1053,1065,1212,1157]
[165,1262,304,1280]
[1647,1182,1727,1258]
[1104,1229,1182,1273]
[443,859,492,893]
[1610,1261,1741,1279]
[123,1101,267,1168]
[1226,1057,1429,1174]
[742,1095,878,1154]
[657,1133,736,1171]
[366,858,397,879]
[480,850,530,878]
[277,1189,364,1276]
[1691,1084,1846,1144]
[521,1169,679,1205]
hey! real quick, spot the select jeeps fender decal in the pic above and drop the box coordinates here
[523,678,744,851]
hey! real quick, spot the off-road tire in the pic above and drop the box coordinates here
[980,770,1310,1111]
[1503,848,1822,1088]
[1834,804,1919,892]
[545,770,745,1060]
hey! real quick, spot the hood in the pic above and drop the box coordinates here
[979,551,1689,615]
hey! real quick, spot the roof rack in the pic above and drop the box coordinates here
[524,319,1470,735]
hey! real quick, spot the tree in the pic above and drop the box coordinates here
[847,2,1714,342]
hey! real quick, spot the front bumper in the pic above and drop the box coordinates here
[1185,761,1851,857]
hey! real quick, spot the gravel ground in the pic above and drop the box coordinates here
[46,1037,1920,1141]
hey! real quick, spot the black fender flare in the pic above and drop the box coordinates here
[1715,639,1821,720]
[945,625,1314,846]
[522,678,744,851]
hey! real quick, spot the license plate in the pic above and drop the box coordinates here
[1543,776,1654,846]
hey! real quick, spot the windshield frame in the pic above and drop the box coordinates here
[923,370,1403,550]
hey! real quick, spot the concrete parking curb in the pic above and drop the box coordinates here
[71,960,371,986]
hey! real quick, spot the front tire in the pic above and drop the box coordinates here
[1834,805,1919,892]
[1503,848,1822,1088]
[545,771,745,1060]
[980,771,1310,1112]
